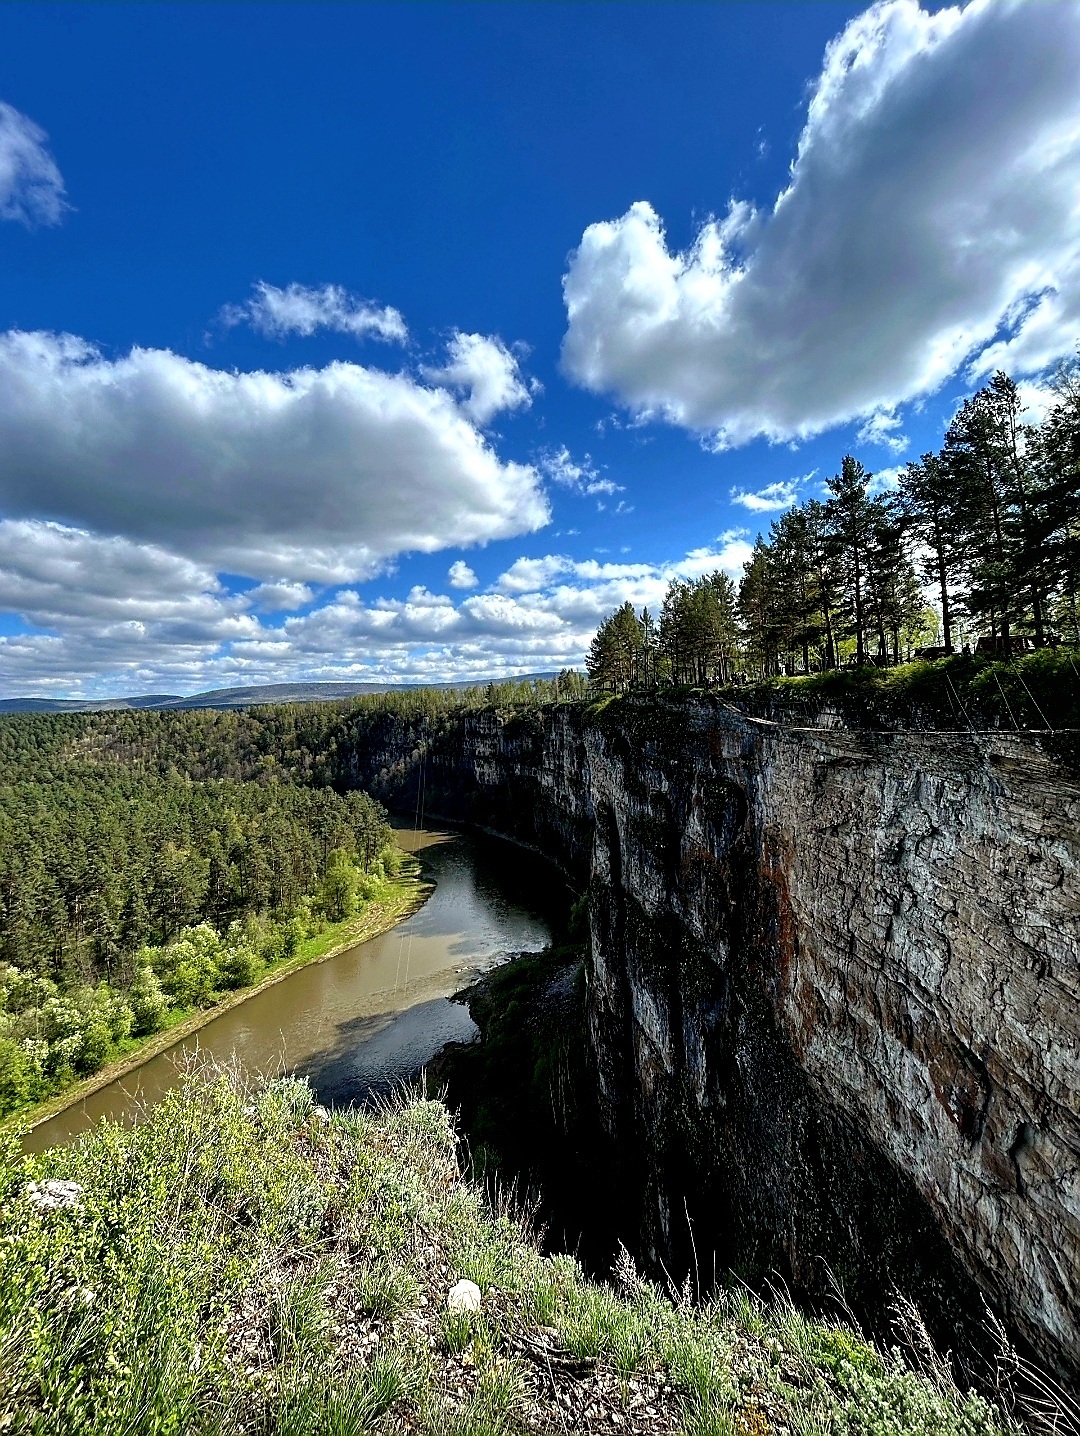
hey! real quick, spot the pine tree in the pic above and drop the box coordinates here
[1030,354,1080,642]
[658,575,738,685]
[942,374,1049,647]
[898,453,961,652]
[586,603,643,691]
[826,457,876,665]
[804,500,840,670]
[864,497,924,663]
[768,508,825,673]
[737,540,780,677]
[640,608,657,687]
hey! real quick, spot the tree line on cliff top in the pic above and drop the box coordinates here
[587,363,1080,689]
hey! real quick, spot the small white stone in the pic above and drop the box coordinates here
[446,1279,482,1313]
[26,1179,83,1212]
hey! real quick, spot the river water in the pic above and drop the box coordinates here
[26,824,565,1153]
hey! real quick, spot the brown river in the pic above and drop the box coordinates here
[26,823,566,1152]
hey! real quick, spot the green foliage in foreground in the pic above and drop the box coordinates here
[0,1067,1014,1436]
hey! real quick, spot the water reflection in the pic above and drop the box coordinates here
[26,824,564,1151]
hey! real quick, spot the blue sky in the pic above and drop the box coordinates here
[0,0,1078,695]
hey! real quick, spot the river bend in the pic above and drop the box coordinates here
[27,824,562,1152]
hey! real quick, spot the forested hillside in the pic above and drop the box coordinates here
[0,711,397,1118]
[0,679,585,1120]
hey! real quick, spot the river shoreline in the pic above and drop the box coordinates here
[7,862,434,1140]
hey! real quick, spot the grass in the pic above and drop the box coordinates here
[3,863,431,1138]
[585,652,1080,773]
[585,650,1080,734]
[719,650,1080,735]
[0,1063,1035,1436]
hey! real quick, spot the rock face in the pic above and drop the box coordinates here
[346,695,1080,1382]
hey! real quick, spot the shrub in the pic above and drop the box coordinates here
[77,1016,113,1074]
[218,942,262,990]
[129,962,169,1035]
[282,915,306,959]
[0,1036,35,1114]
[153,924,224,1007]
[317,849,360,922]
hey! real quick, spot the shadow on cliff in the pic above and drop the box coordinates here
[432,943,1075,1420]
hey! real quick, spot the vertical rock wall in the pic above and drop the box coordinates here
[348,695,1080,1381]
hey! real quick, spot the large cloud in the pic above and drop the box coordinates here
[561,0,1080,445]
[270,541,753,666]
[0,101,66,226]
[0,331,549,584]
[0,519,264,692]
[0,520,238,629]
[275,544,748,671]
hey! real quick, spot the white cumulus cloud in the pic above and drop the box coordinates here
[731,479,804,513]
[423,332,534,425]
[246,580,315,612]
[0,330,549,585]
[0,519,268,694]
[562,0,1080,446]
[0,535,761,697]
[0,520,236,628]
[448,560,479,589]
[223,281,407,343]
[495,555,576,594]
[0,101,67,227]
[493,539,752,599]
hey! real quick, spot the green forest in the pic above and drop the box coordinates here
[0,714,397,1119]
[0,678,599,1122]
[587,365,1080,689]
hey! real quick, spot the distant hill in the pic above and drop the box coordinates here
[0,676,560,715]
[0,694,183,714]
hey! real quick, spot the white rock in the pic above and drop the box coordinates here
[446,1279,482,1313]
[26,1179,83,1212]
[27,1179,82,1210]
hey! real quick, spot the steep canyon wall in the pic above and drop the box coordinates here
[344,697,1080,1381]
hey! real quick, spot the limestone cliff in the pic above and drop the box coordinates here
[345,695,1080,1382]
